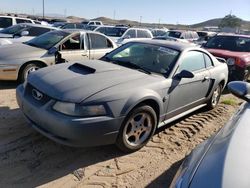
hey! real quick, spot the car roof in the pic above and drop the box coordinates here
[16,23,58,29]
[131,39,199,51]
[0,16,32,20]
[169,30,198,33]
[216,33,250,38]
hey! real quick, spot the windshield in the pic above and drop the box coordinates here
[166,31,182,38]
[205,36,250,52]
[0,24,27,34]
[25,30,70,50]
[103,42,180,75]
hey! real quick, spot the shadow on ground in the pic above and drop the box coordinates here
[0,81,19,90]
[0,106,126,187]
[146,159,183,188]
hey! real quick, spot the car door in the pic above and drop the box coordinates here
[58,33,89,62]
[165,50,211,118]
[87,33,114,59]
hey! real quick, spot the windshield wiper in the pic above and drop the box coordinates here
[112,59,151,75]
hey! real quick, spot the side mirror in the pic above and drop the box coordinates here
[123,35,131,39]
[48,46,58,54]
[176,70,194,79]
[228,81,250,102]
[21,30,29,36]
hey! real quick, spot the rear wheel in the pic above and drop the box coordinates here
[207,84,222,109]
[19,63,41,83]
[116,105,157,153]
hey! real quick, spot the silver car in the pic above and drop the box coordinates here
[0,29,117,82]
[0,23,58,46]
[16,40,228,152]
[170,81,250,188]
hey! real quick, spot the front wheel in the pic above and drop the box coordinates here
[207,84,222,110]
[116,105,157,153]
[19,63,41,83]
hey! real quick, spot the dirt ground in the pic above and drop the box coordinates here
[0,81,242,188]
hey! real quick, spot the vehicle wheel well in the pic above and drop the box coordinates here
[219,80,225,88]
[18,61,47,79]
[133,99,160,124]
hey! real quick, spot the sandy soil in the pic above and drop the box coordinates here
[0,81,242,188]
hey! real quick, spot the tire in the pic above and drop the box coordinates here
[207,84,222,110]
[116,105,157,153]
[19,63,41,83]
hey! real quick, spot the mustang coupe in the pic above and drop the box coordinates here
[16,40,228,152]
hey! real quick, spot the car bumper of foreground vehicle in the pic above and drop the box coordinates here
[16,85,125,147]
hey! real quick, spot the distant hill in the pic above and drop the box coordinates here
[191,18,250,29]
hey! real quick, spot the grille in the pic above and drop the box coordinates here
[24,83,51,106]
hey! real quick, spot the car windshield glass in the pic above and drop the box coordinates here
[25,31,70,50]
[205,36,250,52]
[0,24,26,34]
[103,42,179,75]
[166,31,181,38]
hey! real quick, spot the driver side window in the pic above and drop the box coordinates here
[179,51,206,72]
[61,34,82,50]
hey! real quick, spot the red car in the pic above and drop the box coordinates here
[204,33,250,81]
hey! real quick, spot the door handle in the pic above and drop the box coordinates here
[82,54,88,57]
[203,76,210,81]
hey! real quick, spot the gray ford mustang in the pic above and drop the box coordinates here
[170,81,250,188]
[16,40,228,152]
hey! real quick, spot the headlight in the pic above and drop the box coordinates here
[226,58,235,66]
[52,101,107,117]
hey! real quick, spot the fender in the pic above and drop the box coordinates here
[121,88,164,117]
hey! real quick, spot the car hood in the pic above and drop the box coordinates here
[0,43,46,60]
[0,33,13,38]
[206,48,250,59]
[189,103,250,188]
[28,60,151,103]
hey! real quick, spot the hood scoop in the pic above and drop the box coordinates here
[68,63,96,75]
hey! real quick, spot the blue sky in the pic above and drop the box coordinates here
[0,0,249,24]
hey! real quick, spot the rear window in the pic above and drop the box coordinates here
[26,27,51,36]
[167,31,182,38]
[0,17,13,28]
[16,19,32,24]
[137,30,152,38]
[205,36,250,52]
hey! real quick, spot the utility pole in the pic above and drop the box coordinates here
[42,0,45,19]
[139,16,142,26]
[113,10,116,20]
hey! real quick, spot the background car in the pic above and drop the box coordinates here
[60,23,86,29]
[0,23,58,46]
[195,31,216,45]
[170,81,250,188]
[204,33,250,81]
[16,40,228,153]
[0,29,117,82]
[81,20,103,26]
[116,28,153,45]
[163,30,199,43]
[150,28,169,37]
[94,25,128,42]
[0,16,35,30]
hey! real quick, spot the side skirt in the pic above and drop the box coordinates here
[157,104,207,128]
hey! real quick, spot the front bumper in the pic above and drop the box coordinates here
[228,65,248,81]
[0,64,19,80]
[16,85,124,147]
